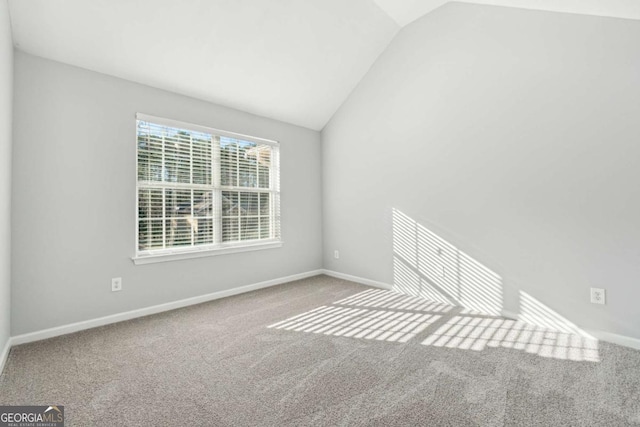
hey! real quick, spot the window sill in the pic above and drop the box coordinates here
[132,240,283,265]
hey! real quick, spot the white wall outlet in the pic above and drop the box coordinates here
[590,287,605,305]
[334,250,340,259]
[112,277,122,292]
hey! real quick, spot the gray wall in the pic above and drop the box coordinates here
[12,52,323,335]
[0,0,12,350]
[323,3,640,339]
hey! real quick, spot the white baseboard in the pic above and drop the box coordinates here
[585,329,640,351]
[500,309,519,322]
[321,269,392,290]
[501,309,640,351]
[0,337,11,375]
[11,269,323,346]
[317,276,640,352]
[7,268,640,356]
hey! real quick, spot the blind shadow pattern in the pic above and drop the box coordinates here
[136,118,280,255]
[421,313,599,362]
[268,288,448,343]
[392,208,503,315]
[268,288,599,362]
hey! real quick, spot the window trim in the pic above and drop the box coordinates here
[132,240,283,265]
[135,113,279,147]
[132,113,282,264]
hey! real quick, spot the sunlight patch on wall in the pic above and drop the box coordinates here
[392,208,503,315]
[392,256,455,305]
[519,291,595,339]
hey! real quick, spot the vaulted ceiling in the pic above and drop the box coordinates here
[8,0,640,130]
[373,0,640,27]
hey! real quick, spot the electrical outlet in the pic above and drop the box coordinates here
[112,277,122,292]
[590,287,605,305]
[334,250,340,259]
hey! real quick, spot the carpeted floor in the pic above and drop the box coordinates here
[1,275,639,426]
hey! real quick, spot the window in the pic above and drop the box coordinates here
[135,113,281,263]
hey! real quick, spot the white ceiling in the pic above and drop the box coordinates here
[8,0,398,131]
[8,0,640,130]
[373,0,640,27]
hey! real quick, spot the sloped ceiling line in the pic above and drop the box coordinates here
[8,0,640,130]
[374,0,640,27]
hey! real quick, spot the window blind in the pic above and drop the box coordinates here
[136,114,280,257]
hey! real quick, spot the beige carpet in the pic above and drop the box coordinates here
[1,275,639,426]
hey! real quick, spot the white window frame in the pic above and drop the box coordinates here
[132,113,282,265]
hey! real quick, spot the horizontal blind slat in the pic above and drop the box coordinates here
[137,116,280,253]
